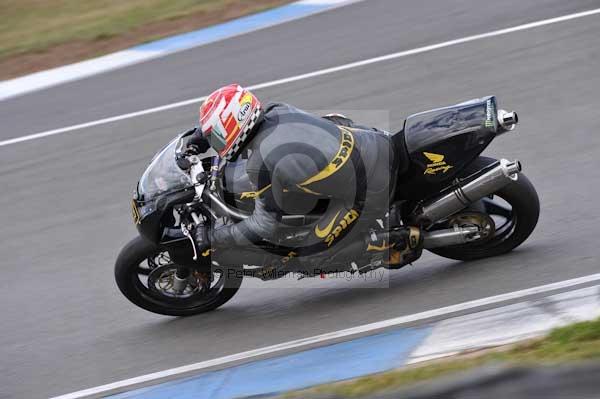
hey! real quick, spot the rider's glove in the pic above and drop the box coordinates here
[187,129,211,154]
[176,128,211,170]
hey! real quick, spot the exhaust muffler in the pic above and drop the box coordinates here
[497,109,519,132]
[423,226,481,249]
[416,159,521,225]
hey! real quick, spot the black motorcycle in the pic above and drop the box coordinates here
[116,96,539,316]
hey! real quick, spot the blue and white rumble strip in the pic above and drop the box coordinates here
[0,0,358,101]
[51,274,600,399]
[110,327,432,399]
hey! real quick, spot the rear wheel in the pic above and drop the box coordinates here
[428,157,540,261]
[115,236,242,316]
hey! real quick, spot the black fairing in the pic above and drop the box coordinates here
[395,96,500,199]
[135,188,196,244]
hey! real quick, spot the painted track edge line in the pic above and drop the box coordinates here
[2,6,600,149]
[50,273,600,399]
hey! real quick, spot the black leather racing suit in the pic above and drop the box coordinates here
[208,103,407,256]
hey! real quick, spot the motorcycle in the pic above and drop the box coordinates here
[116,96,539,316]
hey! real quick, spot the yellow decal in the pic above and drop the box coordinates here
[240,93,253,104]
[281,251,297,264]
[367,240,394,252]
[423,152,453,175]
[131,200,141,225]
[423,152,445,163]
[296,184,322,195]
[201,248,214,257]
[324,209,359,247]
[314,211,341,238]
[240,184,272,199]
[299,127,354,187]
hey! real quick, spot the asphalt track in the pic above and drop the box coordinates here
[1,1,600,398]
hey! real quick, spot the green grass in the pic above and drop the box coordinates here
[283,318,600,398]
[0,0,286,59]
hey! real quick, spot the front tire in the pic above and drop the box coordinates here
[115,236,242,316]
[428,158,540,261]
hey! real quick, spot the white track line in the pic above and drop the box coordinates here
[51,273,600,399]
[3,7,600,149]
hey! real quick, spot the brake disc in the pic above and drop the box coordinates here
[147,264,209,299]
[448,211,496,241]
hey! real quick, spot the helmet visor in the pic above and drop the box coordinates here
[205,126,227,154]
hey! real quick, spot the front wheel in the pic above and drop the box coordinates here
[428,158,540,261]
[115,236,242,316]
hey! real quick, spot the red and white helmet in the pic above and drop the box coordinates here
[199,84,262,160]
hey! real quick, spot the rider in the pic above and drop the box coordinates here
[188,83,423,269]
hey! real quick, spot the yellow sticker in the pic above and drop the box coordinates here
[423,152,453,175]
[240,184,272,199]
[324,209,359,247]
[314,211,341,238]
[131,200,141,225]
[299,127,354,187]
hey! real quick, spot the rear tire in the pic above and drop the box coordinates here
[115,236,242,316]
[428,157,540,261]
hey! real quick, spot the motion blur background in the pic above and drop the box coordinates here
[1,1,600,398]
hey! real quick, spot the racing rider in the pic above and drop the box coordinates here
[187,84,423,269]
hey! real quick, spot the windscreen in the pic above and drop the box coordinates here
[137,135,192,201]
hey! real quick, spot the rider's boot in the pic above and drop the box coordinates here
[366,226,424,269]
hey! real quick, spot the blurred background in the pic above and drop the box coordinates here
[0,0,291,79]
[1,1,599,398]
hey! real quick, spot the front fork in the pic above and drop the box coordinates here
[175,204,205,292]
[173,267,190,292]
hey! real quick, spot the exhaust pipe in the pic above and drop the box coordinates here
[497,109,518,132]
[416,159,521,225]
[423,226,481,249]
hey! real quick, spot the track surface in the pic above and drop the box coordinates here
[1,1,600,398]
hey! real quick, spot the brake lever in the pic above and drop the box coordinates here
[180,223,198,261]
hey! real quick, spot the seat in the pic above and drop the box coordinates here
[391,128,410,176]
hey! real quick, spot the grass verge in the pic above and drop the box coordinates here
[284,317,600,398]
[0,0,292,80]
